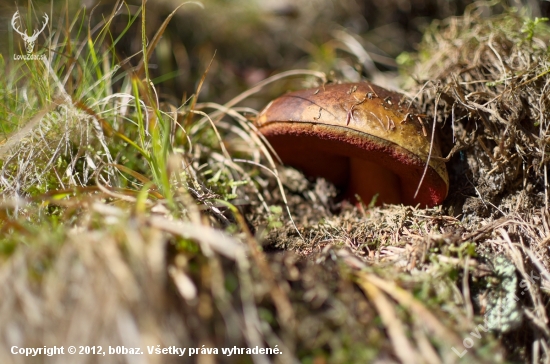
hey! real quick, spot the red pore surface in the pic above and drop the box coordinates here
[259,122,448,207]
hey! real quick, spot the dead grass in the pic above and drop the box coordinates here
[258,2,550,362]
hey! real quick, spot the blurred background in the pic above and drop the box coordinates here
[1,0,549,107]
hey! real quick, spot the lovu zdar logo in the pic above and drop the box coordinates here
[11,11,48,56]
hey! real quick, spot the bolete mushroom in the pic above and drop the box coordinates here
[255,82,449,207]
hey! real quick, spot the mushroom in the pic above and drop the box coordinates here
[254,82,449,207]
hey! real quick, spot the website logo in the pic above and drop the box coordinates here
[11,11,48,60]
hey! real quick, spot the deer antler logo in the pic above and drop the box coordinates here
[11,11,48,54]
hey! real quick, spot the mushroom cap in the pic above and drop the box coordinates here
[255,82,449,207]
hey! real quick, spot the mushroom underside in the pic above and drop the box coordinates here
[260,122,447,207]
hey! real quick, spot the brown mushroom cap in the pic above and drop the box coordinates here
[255,82,449,207]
